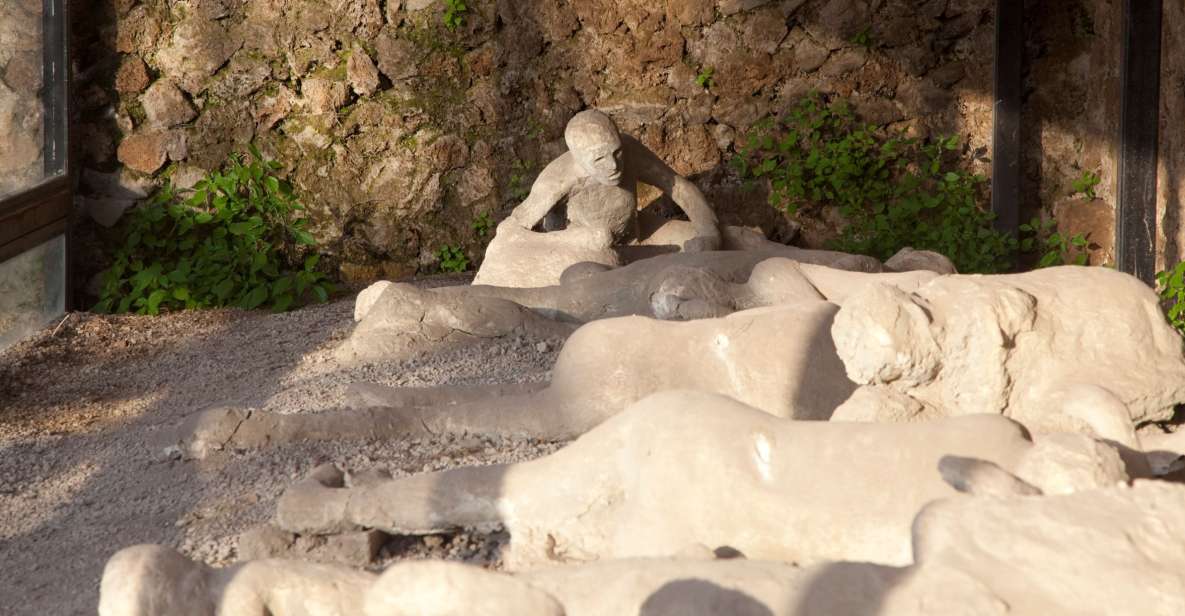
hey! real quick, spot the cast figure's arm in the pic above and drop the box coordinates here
[498,155,575,233]
[624,135,721,251]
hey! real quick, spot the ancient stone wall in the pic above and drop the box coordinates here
[71,0,1004,282]
[58,0,1185,282]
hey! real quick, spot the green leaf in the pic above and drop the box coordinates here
[228,221,254,235]
[213,278,235,300]
[272,276,293,296]
[173,287,190,301]
[292,229,315,245]
[272,294,294,313]
[313,285,329,303]
[242,285,269,310]
[146,289,169,315]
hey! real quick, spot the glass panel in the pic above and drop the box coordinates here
[0,235,65,351]
[0,0,66,200]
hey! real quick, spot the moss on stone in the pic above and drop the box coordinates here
[201,94,226,110]
[463,124,495,147]
[126,100,148,125]
[308,60,349,82]
[335,102,359,121]
[404,22,467,61]
[397,132,419,151]
[159,161,180,179]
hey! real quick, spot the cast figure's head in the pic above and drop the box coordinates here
[565,109,624,186]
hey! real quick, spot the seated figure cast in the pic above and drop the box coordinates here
[474,109,724,288]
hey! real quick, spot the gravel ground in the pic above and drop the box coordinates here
[0,276,567,616]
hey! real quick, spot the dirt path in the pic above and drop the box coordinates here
[0,279,565,616]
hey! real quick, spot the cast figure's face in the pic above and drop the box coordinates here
[574,140,624,186]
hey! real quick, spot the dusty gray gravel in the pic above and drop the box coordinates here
[0,276,566,616]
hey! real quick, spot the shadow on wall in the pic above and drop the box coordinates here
[1021,0,1122,267]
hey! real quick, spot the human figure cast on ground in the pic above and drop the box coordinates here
[102,110,1185,616]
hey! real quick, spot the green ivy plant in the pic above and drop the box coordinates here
[695,66,714,90]
[851,27,874,49]
[472,212,493,238]
[1157,261,1185,334]
[526,117,545,140]
[1071,170,1101,200]
[95,146,333,315]
[443,0,468,30]
[507,159,534,202]
[1019,217,1089,267]
[436,244,469,273]
[731,93,1016,273]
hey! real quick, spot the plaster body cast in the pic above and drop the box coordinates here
[474,109,721,288]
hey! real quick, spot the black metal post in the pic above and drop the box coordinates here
[42,0,67,177]
[1117,0,1163,284]
[992,0,1023,242]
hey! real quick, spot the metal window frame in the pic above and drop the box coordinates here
[0,0,72,303]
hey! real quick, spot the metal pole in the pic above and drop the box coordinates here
[42,0,67,177]
[1117,0,1163,284]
